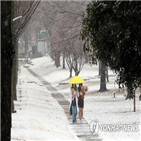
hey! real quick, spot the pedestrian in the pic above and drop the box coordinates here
[78,83,85,123]
[70,84,78,123]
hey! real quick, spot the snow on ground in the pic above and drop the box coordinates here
[30,56,70,87]
[84,92,140,141]
[11,67,80,141]
[12,56,141,141]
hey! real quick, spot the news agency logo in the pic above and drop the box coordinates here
[89,120,99,136]
[89,120,139,136]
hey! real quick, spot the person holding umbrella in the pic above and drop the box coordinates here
[78,83,85,123]
[69,84,78,123]
[69,76,85,123]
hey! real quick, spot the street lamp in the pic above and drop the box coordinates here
[13,16,22,22]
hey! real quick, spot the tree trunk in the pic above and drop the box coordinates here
[99,61,107,91]
[12,40,18,101]
[75,61,78,76]
[69,66,73,78]
[84,52,88,63]
[73,57,78,76]
[11,39,18,114]
[105,66,109,82]
[126,82,134,99]
[99,60,101,76]
[58,52,60,67]
[66,56,73,78]
[62,53,66,69]
[54,52,57,67]
[2,1,13,140]
[133,89,136,112]
[50,45,54,60]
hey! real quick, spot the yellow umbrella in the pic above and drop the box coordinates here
[69,76,85,84]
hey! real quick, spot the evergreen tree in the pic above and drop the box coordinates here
[81,1,141,99]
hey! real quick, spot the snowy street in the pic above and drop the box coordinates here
[11,56,140,141]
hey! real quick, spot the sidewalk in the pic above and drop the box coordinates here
[27,68,102,141]
[11,67,79,141]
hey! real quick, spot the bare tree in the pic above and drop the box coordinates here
[66,55,73,78]
[40,1,88,75]
[11,1,41,114]
[12,1,41,39]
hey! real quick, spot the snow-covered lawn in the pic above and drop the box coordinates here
[12,56,140,141]
[84,91,140,141]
